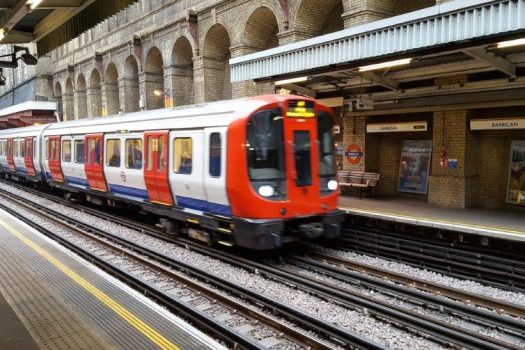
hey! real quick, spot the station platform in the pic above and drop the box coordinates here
[0,209,225,350]
[339,196,525,242]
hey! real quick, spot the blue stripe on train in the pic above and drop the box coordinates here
[109,183,149,200]
[65,176,89,188]
[176,195,232,217]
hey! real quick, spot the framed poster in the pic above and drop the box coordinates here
[507,141,525,205]
[398,140,432,194]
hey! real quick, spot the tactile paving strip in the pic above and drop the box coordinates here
[0,212,221,350]
[0,241,111,350]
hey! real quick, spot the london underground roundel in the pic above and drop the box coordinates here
[345,144,363,164]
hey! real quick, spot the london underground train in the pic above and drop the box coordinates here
[0,95,343,249]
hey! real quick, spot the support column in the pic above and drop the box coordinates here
[193,56,230,103]
[139,71,164,110]
[342,114,366,172]
[429,110,479,208]
[277,30,313,45]
[119,77,139,112]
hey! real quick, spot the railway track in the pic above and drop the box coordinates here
[0,187,381,350]
[2,181,525,349]
[337,225,525,292]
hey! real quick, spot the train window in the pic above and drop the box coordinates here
[106,139,121,167]
[33,139,36,159]
[20,140,25,158]
[14,140,19,157]
[209,133,221,177]
[158,135,165,171]
[146,137,154,171]
[246,109,285,181]
[317,112,336,177]
[46,140,50,160]
[125,139,142,169]
[62,140,72,162]
[74,140,84,163]
[294,131,312,187]
[173,138,192,174]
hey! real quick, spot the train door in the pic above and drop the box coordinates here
[60,137,74,184]
[85,134,107,191]
[13,138,25,172]
[144,131,173,206]
[24,137,36,176]
[7,138,15,171]
[48,136,64,182]
[68,136,88,188]
[283,101,320,211]
[169,131,206,211]
[203,128,230,216]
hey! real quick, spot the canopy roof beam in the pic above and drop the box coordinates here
[464,48,516,78]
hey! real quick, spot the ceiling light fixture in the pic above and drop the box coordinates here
[0,28,5,42]
[27,0,43,10]
[497,38,525,48]
[274,76,309,85]
[358,58,412,72]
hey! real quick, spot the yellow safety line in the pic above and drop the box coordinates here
[340,206,525,236]
[0,219,180,350]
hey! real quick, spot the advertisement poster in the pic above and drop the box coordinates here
[398,140,432,194]
[507,141,525,205]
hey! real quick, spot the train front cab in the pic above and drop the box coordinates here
[228,97,344,250]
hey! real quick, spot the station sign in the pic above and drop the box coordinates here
[366,121,427,133]
[470,118,525,130]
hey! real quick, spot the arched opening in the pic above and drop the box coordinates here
[104,63,120,116]
[171,37,194,106]
[63,78,74,121]
[242,7,279,95]
[123,55,140,112]
[54,82,63,121]
[202,24,231,101]
[75,74,87,119]
[145,47,165,110]
[88,69,102,117]
[295,0,344,38]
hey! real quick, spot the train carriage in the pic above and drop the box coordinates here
[1,95,343,249]
[0,125,45,181]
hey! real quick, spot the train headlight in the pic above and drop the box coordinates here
[258,185,275,197]
[327,180,338,191]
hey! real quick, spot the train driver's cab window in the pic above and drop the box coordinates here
[106,139,121,167]
[209,133,221,177]
[74,140,84,163]
[126,139,143,169]
[62,140,71,162]
[173,138,192,174]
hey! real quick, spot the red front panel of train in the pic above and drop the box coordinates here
[24,137,36,176]
[6,138,15,171]
[84,134,107,192]
[144,131,173,206]
[49,136,64,182]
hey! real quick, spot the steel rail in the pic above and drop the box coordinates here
[0,188,385,350]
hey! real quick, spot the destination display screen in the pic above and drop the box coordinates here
[287,100,315,118]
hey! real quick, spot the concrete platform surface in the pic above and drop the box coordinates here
[0,209,225,350]
[339,196,525,241]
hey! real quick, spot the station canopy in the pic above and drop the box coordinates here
[230,0,525,115]
[0,0,138,55]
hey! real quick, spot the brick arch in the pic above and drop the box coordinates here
[202,23,231,101]
[171,36,194,106]
[292,0,344,38]
[53,82,63,121]
[145,46,165,110]
[63,78,74,121]
[75,73,88,119]
[104,62,120,116]
[123,55,140,112]
[243,6,279,51]
[88,69,102,117]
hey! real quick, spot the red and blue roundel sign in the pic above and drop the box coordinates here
[345,144,363,164]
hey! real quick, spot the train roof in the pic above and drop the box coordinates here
[0,124,47,137]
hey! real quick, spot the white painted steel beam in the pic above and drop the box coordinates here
[464,48,517,78]
[230,0,525,82]
[360,72,400,91]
